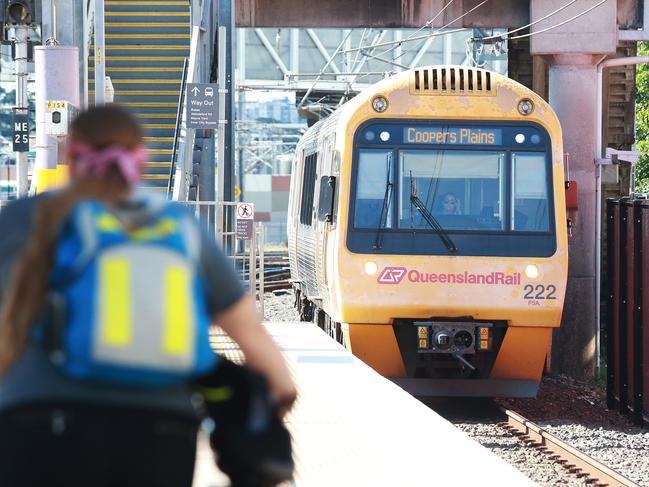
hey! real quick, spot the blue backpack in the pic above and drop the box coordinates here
[47,197,217,388]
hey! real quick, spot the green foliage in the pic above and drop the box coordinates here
[635,42,649,191]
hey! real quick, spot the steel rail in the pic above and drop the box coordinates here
[503,409,639,487]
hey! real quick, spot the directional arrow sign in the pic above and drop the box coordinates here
[186,83,218,128]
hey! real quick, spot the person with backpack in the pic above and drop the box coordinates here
[0,106,296,487]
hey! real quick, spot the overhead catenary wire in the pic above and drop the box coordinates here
[350,0,488,84]
[374,0,457,60]
[387,0,489,65]
[476,0,579,41]
[508,0,609,40]
[474,0,609,42]
[342,0,488,55]
[297,29,354,108]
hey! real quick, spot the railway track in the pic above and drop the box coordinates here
[501,409,639,487]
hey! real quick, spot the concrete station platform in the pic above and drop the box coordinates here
[194,322,534,486]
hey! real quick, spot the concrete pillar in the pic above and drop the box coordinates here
[548,55,599,378]
[530,0,617,380]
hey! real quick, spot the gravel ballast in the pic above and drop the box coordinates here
[264,291,649,486]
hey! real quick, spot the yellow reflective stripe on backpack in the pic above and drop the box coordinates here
[95,213,123,233]
[130,218,177,241]
[164,265,191,356]
[100,257,132,347]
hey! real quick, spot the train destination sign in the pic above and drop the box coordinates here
[404,127,502,145]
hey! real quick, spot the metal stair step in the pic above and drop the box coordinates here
[99,34,190,41]
[106,1,188,9]
[90,67,184,79]
[89,55,186,62]
[105,11,189,18]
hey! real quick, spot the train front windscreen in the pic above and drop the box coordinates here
[347,122,556,257]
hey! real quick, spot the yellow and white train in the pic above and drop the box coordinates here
[287,66,568,397]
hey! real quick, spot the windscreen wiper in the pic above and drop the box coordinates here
[373,154,393,250]
[410,193,458,253]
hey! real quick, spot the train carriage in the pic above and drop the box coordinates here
[288,66,568,397]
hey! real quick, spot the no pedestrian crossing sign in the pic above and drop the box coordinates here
[236,202,254,240]
[186,83,218,128]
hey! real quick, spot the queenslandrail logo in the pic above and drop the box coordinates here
[377,267,521,286]
[377,267,407,284]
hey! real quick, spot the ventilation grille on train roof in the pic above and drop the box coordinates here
[411,67,495,96]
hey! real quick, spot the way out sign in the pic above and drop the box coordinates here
[236,202,255,240]
[12,111,29,152]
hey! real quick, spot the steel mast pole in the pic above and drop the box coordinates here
[13,25,29,197]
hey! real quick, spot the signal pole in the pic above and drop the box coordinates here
[12,23,29,197]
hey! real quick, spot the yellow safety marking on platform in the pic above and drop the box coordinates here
[144,151,173,156]
[106,11,189,16]
[105,22,188,27]
[89,56,186,62]
[164,266,191,356]
[100,258,132,347]
[90,67,184,72]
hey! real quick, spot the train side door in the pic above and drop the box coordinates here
[316,137,336,309]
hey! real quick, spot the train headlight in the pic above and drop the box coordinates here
[517,98,534,116]
[365,261,378,275]
[525,264,539,279]
[372,96,389,113]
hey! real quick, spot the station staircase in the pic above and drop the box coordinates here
[90,0,191,192]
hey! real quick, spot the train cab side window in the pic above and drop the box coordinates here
[299,153,318,226]
[511,153,550,232]
[354,149,394,228]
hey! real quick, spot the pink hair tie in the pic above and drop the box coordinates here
[65,138,146,185]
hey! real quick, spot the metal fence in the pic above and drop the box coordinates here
[606,197,649,428]
[180,201,266,317]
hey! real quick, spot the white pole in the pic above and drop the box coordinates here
[14,26,30,197]
[94,0,105,105]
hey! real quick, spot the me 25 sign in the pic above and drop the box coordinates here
[12,111,29,152]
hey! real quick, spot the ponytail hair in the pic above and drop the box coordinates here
[0,106,144,374]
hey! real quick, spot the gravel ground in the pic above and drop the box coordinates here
[263,291,649,486]
[500,376,649,486]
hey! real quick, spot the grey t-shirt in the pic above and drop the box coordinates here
[0,194,245,415]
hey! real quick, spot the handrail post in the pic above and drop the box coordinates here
[259,224,265,319]
[249,228,257,301]
[168,58,189,199]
